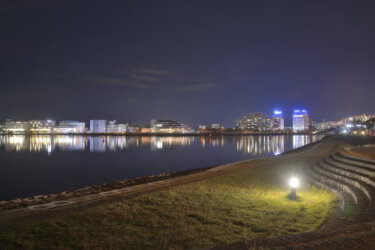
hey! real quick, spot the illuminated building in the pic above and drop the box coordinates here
[271,110,284,131]
[5,120,30,134]
[151,119,192,133]
[139,128,152,133]
[106,120,117,133]
[90,120,107,133]
[107,121,128,133]
[211,123,221,129]
[293,110,309,132]
[0,123,5,133]
[317,121,337,131]
[117,124,128,133]
[127,126,139,133]
[53,121,86,134]
[198,123,223,133]
[59,121,85,133]
[29,120,55,134]
[236,113,272,132]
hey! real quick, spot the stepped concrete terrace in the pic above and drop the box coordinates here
[306,137,375,224]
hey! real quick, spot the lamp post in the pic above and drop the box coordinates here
[288,177,300,200]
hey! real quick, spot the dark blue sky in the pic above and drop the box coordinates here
[1,0,375,127]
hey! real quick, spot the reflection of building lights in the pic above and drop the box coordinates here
[236,136,285,155]
[9,136,25,144]
[156,141,163,149]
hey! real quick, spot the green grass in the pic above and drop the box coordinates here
[0,164,336,249]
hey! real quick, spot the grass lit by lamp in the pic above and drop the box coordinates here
[0,165,337,249]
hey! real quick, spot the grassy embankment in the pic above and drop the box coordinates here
[0,162,336,249]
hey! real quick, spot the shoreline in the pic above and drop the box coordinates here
[0,138,324,210]
[0,166,213,210]
[0,132,322,136]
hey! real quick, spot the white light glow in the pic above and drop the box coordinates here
[289,177,300,188]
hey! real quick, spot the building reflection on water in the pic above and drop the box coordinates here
[0,135,321,155]
[236,136,285,156]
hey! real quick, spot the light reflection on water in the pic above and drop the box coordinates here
[0,134,322,200]
[0,135,321,155]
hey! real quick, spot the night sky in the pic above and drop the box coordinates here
[1,0,375,127]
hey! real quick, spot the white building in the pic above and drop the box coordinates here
[90,120,107,133]
[54,121,86,134]
[293,110,309,132]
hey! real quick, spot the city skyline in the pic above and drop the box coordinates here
[1,1,375,126]
[1,109,374,128]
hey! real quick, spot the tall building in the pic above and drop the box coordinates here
[236,113,271,132]
[293,110,309,132]
[271,110,284,131]
[90,120,107,133]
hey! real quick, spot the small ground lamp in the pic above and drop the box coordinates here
[288,177,300,200]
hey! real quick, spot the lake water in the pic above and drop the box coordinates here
[0,135,321,200]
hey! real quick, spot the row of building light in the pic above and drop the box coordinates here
[2,112,374,135]
[0,119,193,134]
[236,110,310,132]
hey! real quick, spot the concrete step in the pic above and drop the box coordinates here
[340,150,375,165]
[306,167,362,221]
[327,156,375,178]
[334,152,375,171]
[319,159,375,189]
[314,162,371,201]
[307,166,359,205]
[306,175,346,209]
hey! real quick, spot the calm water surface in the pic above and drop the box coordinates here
[0,135,321,200]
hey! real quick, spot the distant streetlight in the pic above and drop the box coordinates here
[288,177,300,200]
